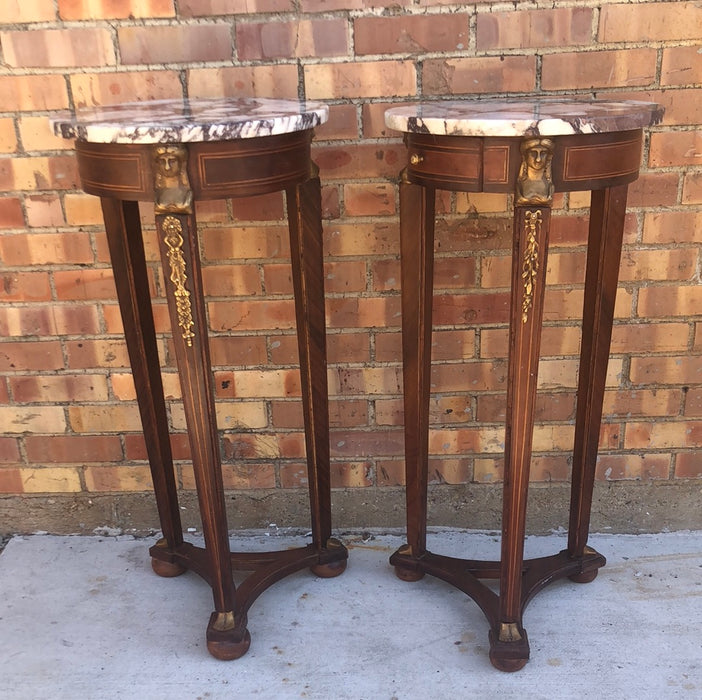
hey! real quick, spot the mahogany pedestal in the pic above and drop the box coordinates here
[385,100,662,671]
[54,99,348,660]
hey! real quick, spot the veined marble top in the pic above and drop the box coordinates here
[52,97,328,144]
[385,99,664,137]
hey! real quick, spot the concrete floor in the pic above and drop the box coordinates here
[0,529,700,699]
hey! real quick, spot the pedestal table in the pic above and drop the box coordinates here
[385,99,663,671]
[53,97,348,660]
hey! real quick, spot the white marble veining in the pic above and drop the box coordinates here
[385,99,664,137]
[52,97,329,144]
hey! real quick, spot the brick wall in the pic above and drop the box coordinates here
[0,0,700,533]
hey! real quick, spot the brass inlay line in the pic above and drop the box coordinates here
[522,210,541,323]
[162,215,195,347]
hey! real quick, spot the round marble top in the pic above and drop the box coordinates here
[52,97,329,144]
[385,99,664,138]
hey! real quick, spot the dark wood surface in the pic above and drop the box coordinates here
[79,133,347,660]
[391,129,643,671]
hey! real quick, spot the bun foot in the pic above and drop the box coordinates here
[310,559,347,578]
[151,557,187,578]
[206,612,251,661]
[569,568,598,583]
[488,625,529,672]
[394,564,425,582]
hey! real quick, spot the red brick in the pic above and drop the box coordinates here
[321,185,340,219]
[330,429,404,458]
[125,433,191,461]
[683,172,702,204]
[324,222,399,257]
[0,341,64,371]
[314,104,359,141]
[53,269,117,301]
[643,211,702,244]
[611,322,690,354]
[209,299,296,332]
[0,272,52,302]
[355,14,468,55]
[638,286,702,319]
[24,196,65,228]
[202,265,262,297]
[0,75,69,111]
[627,173,680,208]
[271,398,367,428]
[65,339,130,369]
[0,468,24,493]
[301,0,408,10]
[118,24,232,64]
[619,248,694,282]
[188,65,299,100]
[1,28,115,67]
[25,435,123,463]
[329,366,402,396]
[18,116,71,152]
[477,7,592,50]
[0,305,100,337]
[209,336,268,367]
[305,61,416,99]
[542,49,657,90]
[650,131,702,168]
[237,19,347,60]
[59,0,174,20]
[201,225,290,261]
[232,192,284,222]
[433,292,510,326]
[0,437,20,462]
[11,375,108,403]
[85,466,154,492]
[315,144,405,180]
[600,2,702,43]
[0,197,24,228]
[327,332,370,364]
[596,453,669,481]
[661,46,702,87]
[1,0,56,23]
[674,452,702,478]
[70,71,183,108]
[343,183,395,216]
[685,387,702,417]
[326,297,400,330]
[329,461,373,488]
[630,356,702,386]
[0,119,17,155]
[362,102,412,139]
[423,56,537,95]
[181,0,293,15]
[0,232,92,265]
[377,460,404,486]
[604,389,681,418]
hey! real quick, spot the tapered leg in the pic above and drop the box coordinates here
[490,205,551,671]
[100,198,184,566]
[286,170,346,578]
[154,210,247,659]
[395,172,436,579]
[568,185,628,572]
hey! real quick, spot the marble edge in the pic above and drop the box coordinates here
[383,100,665,137]
[51,100,329,144]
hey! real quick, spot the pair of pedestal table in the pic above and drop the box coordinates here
[53,97,662,670]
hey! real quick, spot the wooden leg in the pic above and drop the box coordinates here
[491,206,551,671]
[394,172,436,581]
[154,210,248,660]
[286,171,346,578]
[100,198,184,568]
[568,185,628,572]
